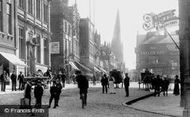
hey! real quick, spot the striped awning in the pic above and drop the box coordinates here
[69,61,79,70]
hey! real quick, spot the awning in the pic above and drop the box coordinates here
[36,65,48,73]
[98,67,107,73]
[0,52,27,66]
[69,61,79,70]
[94,66,101,72]
[74,61,92,72]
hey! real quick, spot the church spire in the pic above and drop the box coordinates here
[111,10,123,62]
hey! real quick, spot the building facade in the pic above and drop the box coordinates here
[79,18,96,73]
[16,0,51,75]
[0,0,18,75]
[136,32,180,78]
[0,0,51,76]
[51,0,80,75]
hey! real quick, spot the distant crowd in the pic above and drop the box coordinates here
[140,69,181,97]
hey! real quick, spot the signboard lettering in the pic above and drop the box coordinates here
[143,9,178,31]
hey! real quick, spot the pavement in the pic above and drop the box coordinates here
[0,82,183,117]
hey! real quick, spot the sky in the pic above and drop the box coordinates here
[69,0,178,70]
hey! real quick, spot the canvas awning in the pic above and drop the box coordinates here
[98,67,107,73]
[94,66,101,72]
[0,52,27,66]
[74,61,92,72]
[69,61,79,70]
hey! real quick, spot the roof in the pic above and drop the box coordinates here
[137,33,179,45]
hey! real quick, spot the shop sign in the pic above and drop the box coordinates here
[50,42,60,54]
[143,9,178,31]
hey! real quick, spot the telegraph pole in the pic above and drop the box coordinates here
[179,0,190,116]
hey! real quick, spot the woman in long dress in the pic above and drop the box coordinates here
[109,76,116,94]
[173,75,180,96]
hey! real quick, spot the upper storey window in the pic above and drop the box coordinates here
[7,3,12,34]
[36,0,41,19]
[28,0,33,15]
[44,4,48,23]
[19,0,25,10]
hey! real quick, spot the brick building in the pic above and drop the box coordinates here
[136,32,179,78]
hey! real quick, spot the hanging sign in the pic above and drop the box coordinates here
[143,9,178,31]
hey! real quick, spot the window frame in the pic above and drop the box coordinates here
[36,34,41,63]
[7,2,12,34]
[36,0,41,20]
[18,26,26,59]
[43,3,48,23]
[19,0,25,10]
[28,0,33,15]
[44,38,48,65]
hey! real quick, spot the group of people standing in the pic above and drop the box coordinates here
[100,73,130,97]
[0,71,25,92]
[151,74,180,97]
[24,80,44,108]
[23,70,65,109]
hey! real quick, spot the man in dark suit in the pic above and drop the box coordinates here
[75,70,89,107]
[55,79,62,107]
[24,81,32,105]
[1,71,7,92]
[11,71,17,91]
[57,71,66,88]
[48,81,58,108]
[18,72,24,90]
[101,74,109,94]
[124,73,130,97]
[34,81,44,108]
[154,75,162,96]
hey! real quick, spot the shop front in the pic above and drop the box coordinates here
[0,51,27,75]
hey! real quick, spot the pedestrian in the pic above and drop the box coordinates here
[24,81,32,106]
[62,72,66,87]
[57,71,66,88]
[55,79,62,107]
[101,74,109,94]
[75,70,89,107]
[48,81,58,108]
[162,76,170,96]
[124,73,130,97]
[109,75,116,94]
[34,81,44,108]
[173,75,180,96]
[11,71,17,91]
[154,75,162,97]
[0,71,7,92]
[18,72,24,90]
